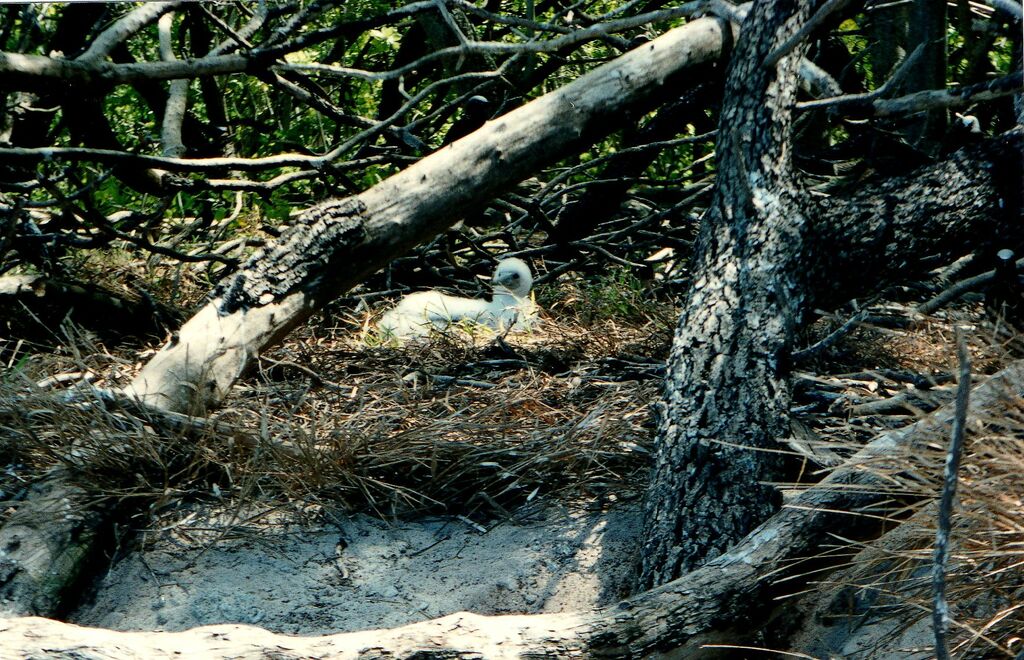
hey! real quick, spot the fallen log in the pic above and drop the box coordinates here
[3,361,1021,658]
[0,477,105,617]
[123,16,733,414]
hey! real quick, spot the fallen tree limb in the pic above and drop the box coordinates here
[122,16,734,414]
[0,477,105,617]
[3,361,1021,658]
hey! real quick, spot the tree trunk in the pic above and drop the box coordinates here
[637,0,820,589]
[903,0,948,153]
[122,17,733,414]
[4,361,1023,657]
[637,0,1023,589]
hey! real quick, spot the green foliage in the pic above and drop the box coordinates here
[989,36,1016,73]
[586,267,650,320]
[539,267,652,323]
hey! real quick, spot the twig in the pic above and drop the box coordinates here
[846,386,954,416]
[932,327,971,660]
[791,309,869,363]
[429,374,497,389]
[797,70,1023,117]
[918,255,1024,315]
[257,356,347,391]
[763,0,852,68]
[35,371,98,390]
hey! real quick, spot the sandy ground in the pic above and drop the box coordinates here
[71,500,642,635]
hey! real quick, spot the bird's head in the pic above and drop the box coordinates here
[491,257,533,298]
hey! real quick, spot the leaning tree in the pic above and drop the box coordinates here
[0,0,1022,655]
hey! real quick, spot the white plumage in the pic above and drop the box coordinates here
[378,258,537,339]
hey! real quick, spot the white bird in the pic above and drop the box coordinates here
[378,258,537,340]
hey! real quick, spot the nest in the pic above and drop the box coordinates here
[0,313,672,525]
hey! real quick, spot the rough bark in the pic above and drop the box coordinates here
[811,132,1023,311]
[3,361,1022,658]
[637,0,1024,589]
[638,0,820,589]
[122,17,733,413]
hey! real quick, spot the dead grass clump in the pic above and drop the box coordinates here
[256,374,655,518]
[229,318,668,518]
[0,315,666,529]
[794,392,1024,658]
[0,386,238,518]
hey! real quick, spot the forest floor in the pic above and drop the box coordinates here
[2,289,1021,656]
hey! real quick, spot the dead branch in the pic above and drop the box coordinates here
[792,309,869,363]
[918,254,1024,315]
[77,1,185,64]
[157,12,188,159]
[932,329,972,660]
[797,71,1024,117]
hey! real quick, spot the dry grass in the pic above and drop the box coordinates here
[0,311,672,527]
[1,283,1022,657]
[787,342,1024,658]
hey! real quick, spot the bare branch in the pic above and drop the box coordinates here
[77,1,185,63]
[198,3,258,54]
[0,147,331,172]
[797,70,1023,117]
[792,309,870,363]
[763,0,852,69]
[917,255,1024,314]
[932,328,972,660]
[0,3,704,89]
[0,50,252,87]
[277,3,704,82]
[158,13,187,158]
[870,71,1024,116]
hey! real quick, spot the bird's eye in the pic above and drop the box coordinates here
[511,273,519,279]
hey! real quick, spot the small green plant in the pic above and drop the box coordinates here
[580,267,651,322]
